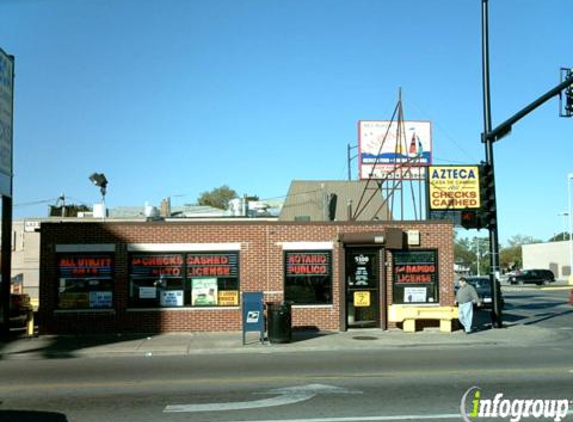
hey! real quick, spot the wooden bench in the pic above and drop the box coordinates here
[388,305,459,332]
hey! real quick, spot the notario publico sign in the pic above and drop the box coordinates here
[428,165,480,211]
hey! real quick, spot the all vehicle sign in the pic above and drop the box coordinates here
[428,165,480,210]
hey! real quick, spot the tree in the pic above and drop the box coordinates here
[548,232,571,242]
[499,235,541,271]
[197,185,238,210]
[454,235,489,275]
[454,235,474,273]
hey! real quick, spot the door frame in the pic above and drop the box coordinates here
[341,245,387,330]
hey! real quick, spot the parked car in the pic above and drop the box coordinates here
[9,293,32,326]
[455,276,504,308]
[507,269,555,285]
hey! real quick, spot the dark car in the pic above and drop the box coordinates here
[9,293,32,326]
[508,269,555,286]
[455,276,504,308]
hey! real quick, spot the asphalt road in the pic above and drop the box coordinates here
[500,285,573,329]
[1,287,572,422]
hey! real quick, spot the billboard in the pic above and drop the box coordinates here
[427,165,481,211]
[358,120,432,180]
[0,48,13,197]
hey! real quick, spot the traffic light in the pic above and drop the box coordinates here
[460,209,474,230]
[460,209,487,230]
[561,68,573,118]
[565,84,573,116]
[479,162,496,229]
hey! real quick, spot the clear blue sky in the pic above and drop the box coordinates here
[1,0,572,244]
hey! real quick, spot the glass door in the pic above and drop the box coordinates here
[346,248,379,328]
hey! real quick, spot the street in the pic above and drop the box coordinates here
[1,287,572,422]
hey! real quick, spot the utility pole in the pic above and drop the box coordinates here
[475,238,481,277]
[347,144,358,181]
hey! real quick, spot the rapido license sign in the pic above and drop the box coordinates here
[428,165,480,210]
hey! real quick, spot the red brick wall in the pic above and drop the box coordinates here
[39,220,454,334]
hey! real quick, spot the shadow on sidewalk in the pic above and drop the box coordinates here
[0,331,150,360]
[290,327,333,343]
[0,410,69,422]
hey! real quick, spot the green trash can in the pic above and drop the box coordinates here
[266,302,292,343]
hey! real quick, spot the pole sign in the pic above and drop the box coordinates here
[358,120,432,181]
[0,48,13,197]
[427,165,480,211]
[242,291,265,345]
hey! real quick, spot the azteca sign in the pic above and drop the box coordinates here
[427,165,481,210]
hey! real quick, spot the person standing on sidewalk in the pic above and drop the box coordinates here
[455,278,481,334]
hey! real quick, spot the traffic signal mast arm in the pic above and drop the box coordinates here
[484,71,573,143]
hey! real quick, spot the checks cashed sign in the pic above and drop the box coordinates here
[428,165,481,211]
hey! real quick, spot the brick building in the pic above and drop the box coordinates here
[38,219,455,334]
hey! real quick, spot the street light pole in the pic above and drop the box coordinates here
[567,173,573,284]
[557,212,569,240]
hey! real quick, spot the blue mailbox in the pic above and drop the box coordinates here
[242,291,265,345]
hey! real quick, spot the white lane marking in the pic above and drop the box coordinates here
[164,384,361,413]
[165,393,313,413]
[196,409,573,422]
[196,414,462,422]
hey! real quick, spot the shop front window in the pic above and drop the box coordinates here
[187,252,239,307]
[57,253,114,309]
[128,252,240,308]
[129,253,185,307]
[284,250,332,305]
[392,249,439,304]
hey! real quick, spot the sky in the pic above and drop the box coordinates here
[1,0,572,245]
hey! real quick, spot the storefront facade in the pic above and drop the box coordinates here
[38,220,455,334]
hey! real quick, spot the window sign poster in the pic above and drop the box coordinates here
[160,290,184,307]
[89,291,113,308]
[392,250,439,304]
[59,292,90,309]
[139,286,157,299]
[218,290,239,306]
[192,278,218,306]
[353,291,371,307]
[404,287,427,303]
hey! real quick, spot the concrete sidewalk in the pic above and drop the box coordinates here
[0,323,568,360]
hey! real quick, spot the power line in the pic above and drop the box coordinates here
[14,198,59,208]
